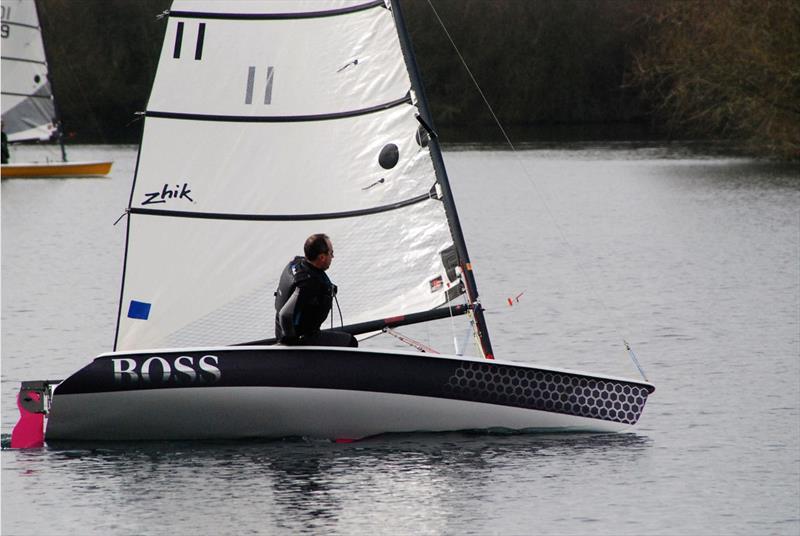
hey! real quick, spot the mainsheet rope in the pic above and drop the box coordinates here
[424,0,648,381]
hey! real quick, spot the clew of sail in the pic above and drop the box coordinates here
[115,0,480,352]
[1,0,57,142]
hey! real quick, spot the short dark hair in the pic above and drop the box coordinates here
[304,233,330,261]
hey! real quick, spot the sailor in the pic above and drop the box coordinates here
[1,124,9,164]
[274,233,358,347]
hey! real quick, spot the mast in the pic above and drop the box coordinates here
[390,0,495,359]
[33,0,67,162]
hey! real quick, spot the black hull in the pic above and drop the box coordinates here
[45,347,655,441]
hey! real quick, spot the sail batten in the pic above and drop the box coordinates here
[170,0,386,20]
[129,192,434,221]
[2,57,48,66]
[2,91,53,99]
[145,94,412,123]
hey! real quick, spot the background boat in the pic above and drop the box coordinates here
[0,0,112,178]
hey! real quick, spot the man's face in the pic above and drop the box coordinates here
[319,238,334,271]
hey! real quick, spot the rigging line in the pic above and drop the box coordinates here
[356,331,383,342]
[334,295,344,328]
[446,289,459,354]
[624,340,649,383]
[425,0,644,378]
[459,325,473,357]
[446,270,470,355]
[423,0,516,152]
[383,328,439,354]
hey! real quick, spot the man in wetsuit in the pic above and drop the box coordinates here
[1,125,9,164]
[274,234,358,347]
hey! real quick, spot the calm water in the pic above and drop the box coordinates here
[2,144,799,535]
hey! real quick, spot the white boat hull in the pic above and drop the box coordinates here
[42,346,654,441]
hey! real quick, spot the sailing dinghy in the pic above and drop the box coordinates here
[1,0,112,178]
[12,0,653,445]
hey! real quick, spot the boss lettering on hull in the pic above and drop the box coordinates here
[112,355,221,386]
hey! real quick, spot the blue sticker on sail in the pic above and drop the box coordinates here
[127,300,151,320]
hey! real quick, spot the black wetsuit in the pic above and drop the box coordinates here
[274,256,357,347]
[1,131,9,164]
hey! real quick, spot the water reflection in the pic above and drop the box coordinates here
[2,432,651,534]
[5,432,652,532]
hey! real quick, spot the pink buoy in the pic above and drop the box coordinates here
[11,391,45,449]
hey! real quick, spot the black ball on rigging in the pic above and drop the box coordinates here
[378,143,399,169]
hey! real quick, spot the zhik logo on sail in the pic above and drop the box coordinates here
[142,182,194,205]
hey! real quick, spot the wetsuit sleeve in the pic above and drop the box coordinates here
[277,287,301,341]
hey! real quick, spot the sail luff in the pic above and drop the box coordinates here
[389,0,495,359]
[112,141,147,352]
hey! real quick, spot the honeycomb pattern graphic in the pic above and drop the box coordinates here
[443,361,650,425]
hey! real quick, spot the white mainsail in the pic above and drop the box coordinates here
[1,0,57,142]
[115,0,481,351]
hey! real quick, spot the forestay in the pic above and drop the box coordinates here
[0,0,57,142]
[115,0,482,352]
